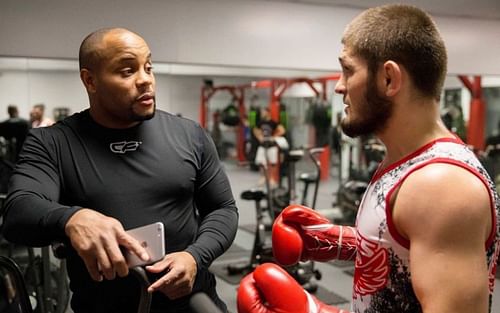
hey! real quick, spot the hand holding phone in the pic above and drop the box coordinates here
[123,222,166,268]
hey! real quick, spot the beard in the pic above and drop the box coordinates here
[341,76,393,138]
[130,98,156,122]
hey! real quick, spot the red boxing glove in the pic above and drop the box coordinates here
[272,205,357,266]
[237,263,348,313]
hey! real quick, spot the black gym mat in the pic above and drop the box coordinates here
[210,244,252,285]
[210,260,251,285]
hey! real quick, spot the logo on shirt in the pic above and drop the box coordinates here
[353,233,389,297]
[109,141,142,154]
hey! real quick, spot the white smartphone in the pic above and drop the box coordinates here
[123,222,166,268]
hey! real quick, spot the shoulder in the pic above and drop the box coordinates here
[393,162,492,242]
[154,110,200,129]
[153,110,207,141]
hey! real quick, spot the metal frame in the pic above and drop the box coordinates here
[199,74,340,178]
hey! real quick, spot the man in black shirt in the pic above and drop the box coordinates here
[0,105,30,162]
[2,28,238,313]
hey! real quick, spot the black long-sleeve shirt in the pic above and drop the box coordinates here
[2,109,238,313]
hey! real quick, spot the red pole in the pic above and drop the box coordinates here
[200,86,207,128]
[458,75,486,151]
[237,88,247,163]
[319,147,330,181]
[270,80,282,122]
[321,80,327,101]
[269,80,282,182]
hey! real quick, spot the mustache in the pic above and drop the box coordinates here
[136,92,155,101]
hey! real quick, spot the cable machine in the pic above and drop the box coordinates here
[200,83,247,163]
[199,74,340,178]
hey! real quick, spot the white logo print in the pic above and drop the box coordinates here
[110,141,142,154]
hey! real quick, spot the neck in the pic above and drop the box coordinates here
[376,97,454,168]
[89,106,140,129]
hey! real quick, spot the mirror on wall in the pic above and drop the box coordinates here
[0,56,499,146]
[0,57,335,122]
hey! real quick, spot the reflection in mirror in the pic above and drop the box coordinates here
[0,57,499,153]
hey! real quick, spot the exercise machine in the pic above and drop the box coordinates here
[227,139,323,291]
[0,159,70,313]
[334,137,385,225]
[226,137,281,276]
[0,256,152,313]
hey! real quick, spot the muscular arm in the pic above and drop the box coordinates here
[148,126,238,298]
[2,130,81,246]
[3,130,148,281]
[185,127,238,271]
[393,163,492,313]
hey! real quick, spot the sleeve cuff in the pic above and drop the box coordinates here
[184,246,203,271]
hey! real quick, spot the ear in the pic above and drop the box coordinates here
[80,69,97,93]
[380,61,402,97]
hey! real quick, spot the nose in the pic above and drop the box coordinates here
[334,76,345,95]
[137,68,154,88]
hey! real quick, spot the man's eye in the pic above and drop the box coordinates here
[342,66,352,75]
[121,68,134,76]
[146,65,154,73]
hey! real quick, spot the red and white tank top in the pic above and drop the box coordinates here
[352,137,500,313]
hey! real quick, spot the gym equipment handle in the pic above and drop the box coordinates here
[130,266,152,313]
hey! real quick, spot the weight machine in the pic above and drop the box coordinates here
[199,74,340,179]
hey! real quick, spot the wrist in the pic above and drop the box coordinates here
[63,207,87,236]
[184,248,202,272]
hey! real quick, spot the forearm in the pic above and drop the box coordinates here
[188,126,239,269]
[185,207,238,270]
[1,130,79,246]
[3,190,81,246]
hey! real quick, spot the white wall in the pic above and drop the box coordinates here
[1,0,500,75]
[0,71,32,119]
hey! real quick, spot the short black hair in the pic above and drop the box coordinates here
[343,4,447,100]
[7,105,18,117]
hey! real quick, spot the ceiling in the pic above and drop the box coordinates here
[255,0,500,20]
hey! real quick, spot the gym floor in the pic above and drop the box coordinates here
[214,159,500,313]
